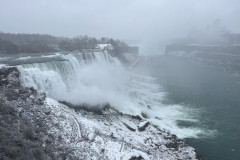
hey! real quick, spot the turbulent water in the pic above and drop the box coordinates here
[17,52,126,106]
[9,51,201,139]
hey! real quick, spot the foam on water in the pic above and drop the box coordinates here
[119,74,205,138]
[17,56,32,60]
[17,51,205,138]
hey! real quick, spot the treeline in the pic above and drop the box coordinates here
[0,32,130,56]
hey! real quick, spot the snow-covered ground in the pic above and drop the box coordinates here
[45,98,198,160]
[0,64,6,69]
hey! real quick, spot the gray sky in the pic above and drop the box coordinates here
[1,0,240,54]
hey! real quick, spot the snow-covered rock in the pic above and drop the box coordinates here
[0,64,6,69]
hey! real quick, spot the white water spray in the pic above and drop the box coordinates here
[17,51,204,138]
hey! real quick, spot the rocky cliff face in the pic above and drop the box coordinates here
[0,66,200,160]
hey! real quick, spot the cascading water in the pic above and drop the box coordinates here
[17,51,128,106]
[17,51,204,138]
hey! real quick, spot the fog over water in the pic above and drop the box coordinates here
[1,0,240,55]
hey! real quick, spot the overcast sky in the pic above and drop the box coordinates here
[1,0,240,54]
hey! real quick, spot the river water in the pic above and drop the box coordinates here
[135,56,240,160]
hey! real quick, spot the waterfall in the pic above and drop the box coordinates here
[17,51,127,106]
[17,51,203,139]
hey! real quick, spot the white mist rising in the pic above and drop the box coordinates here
[16,52,204,138]
[17,52,129,107]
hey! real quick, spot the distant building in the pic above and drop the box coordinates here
[96,44,113,51]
